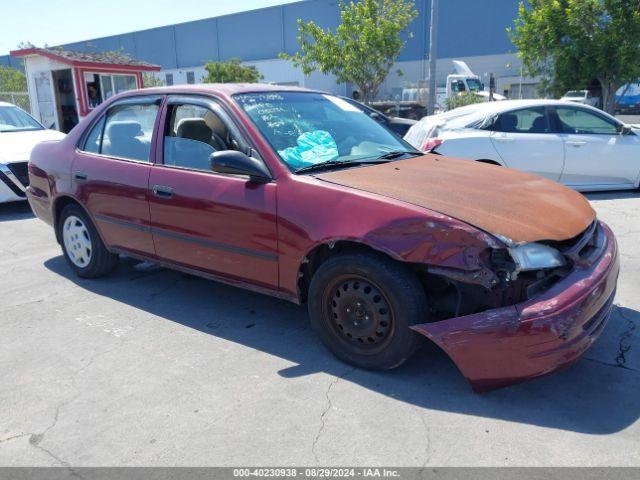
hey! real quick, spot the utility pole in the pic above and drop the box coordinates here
[489,73,495,101]
[427,0,439,115]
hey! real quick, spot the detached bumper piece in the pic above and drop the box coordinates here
[412,221,619,392]
[0,162,29,198]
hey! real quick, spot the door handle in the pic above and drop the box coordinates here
[494,137,515,143]
[152,185,174,198]
[73,171,88,182]
[566,141,587,147]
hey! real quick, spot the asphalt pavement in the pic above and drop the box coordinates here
[0,191,638,466]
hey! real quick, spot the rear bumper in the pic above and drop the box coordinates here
[412,221,619,392]
[26,185,55,226]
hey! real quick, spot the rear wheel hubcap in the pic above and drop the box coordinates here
[62,216,92,268]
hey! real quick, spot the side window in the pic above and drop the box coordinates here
[163,103,237,172]
[83,116,106,154]
[555,107,618,135]
[494,107,550,134]
[100,103,159,162]
[451,80,466,93]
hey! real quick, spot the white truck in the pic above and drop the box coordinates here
[559,90,600,108]
[401,61,505,111]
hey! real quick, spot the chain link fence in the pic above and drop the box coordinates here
[0,92,30,113]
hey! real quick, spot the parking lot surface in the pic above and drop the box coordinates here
[0,192,639,467]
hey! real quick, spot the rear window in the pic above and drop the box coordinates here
[493,107,550,134]
[82,103,159,162]
[404,110,487,149]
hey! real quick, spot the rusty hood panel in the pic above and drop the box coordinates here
[315,154,596,243]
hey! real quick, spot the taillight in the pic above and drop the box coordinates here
[421,137,443,152]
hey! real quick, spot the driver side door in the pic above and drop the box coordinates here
[148,96,279,290]
[554,106,640,189]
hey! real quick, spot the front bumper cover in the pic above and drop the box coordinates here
[411,221,619,392]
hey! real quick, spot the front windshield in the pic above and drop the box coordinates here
[0,106,43,133]
[234,92,416,172]
[466,79,483,92]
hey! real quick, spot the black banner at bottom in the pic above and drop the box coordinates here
[0,468,637,480]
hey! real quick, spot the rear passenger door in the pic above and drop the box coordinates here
[73,96,162,257]
[489,107,565,181]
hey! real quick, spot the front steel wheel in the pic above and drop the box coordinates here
[326,275,395,355]
[308,251,428,370]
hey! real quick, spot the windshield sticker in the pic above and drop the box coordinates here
[278,130,339,169]
[323,95,362,113]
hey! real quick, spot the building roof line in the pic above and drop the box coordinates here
[10,47,161,71]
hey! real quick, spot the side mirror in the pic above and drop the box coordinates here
[210,150,271,183]
[619,124,633,135]
[370,111,384,122]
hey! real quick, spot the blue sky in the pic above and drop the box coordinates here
[0,0,301,54]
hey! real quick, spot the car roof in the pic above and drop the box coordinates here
[438,99,604,118]
[128,83,320,97]
[0,101,16,107]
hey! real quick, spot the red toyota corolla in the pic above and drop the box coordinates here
[27,84,619,391]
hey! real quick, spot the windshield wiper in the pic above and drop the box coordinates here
[295,159,390,174]
[376,150,423,160]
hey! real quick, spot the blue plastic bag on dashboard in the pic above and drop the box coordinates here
[278,130,339,169]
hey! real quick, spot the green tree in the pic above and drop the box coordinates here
[202,58,262,83]
[0,66,27,92]
[16,41,35,50]
[445,92,484,111]
[142,72,165,88]
[509,0,640,113]
[281,0,417,103]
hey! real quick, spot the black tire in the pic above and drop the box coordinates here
[308,251,428,370]
[58,204,118,278]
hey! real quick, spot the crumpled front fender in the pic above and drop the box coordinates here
[411,221,619,392]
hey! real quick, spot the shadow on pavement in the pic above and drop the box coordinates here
[0,201,34,221]
[585,190,639,202]
[45,255,640,436]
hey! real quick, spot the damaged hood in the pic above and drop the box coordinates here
[315,154,596,243]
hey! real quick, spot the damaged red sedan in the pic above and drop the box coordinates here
[27,85,619,391]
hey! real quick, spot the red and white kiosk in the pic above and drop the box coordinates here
[11,48,160,132]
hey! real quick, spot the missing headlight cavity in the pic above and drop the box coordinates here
[417,258,570,322]
[411,223,601,322]
[416,269,523,321]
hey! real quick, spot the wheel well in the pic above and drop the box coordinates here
[52,196,82,243]
[297,241,395,304]
[476,159,501,166]
[297,241,501,320]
